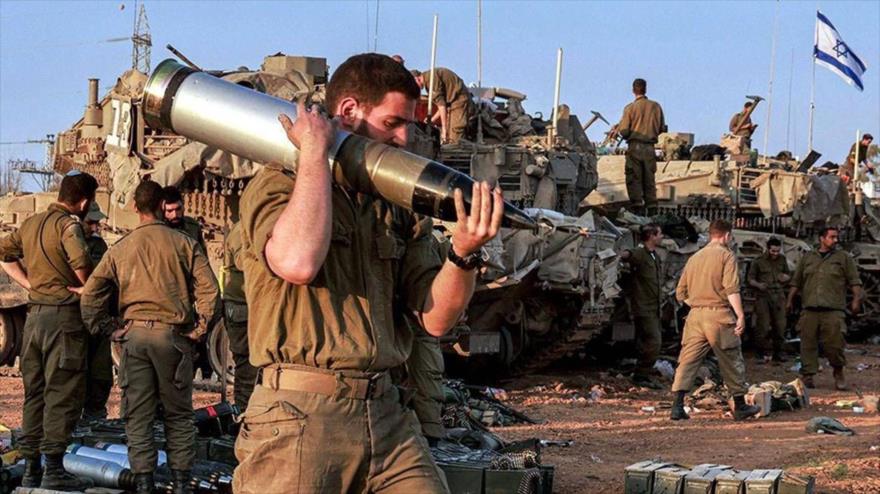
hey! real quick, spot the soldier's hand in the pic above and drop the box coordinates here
[734,316,745,336]
[450,182,503,259]
[67,286,84,296]
[279,100,334,156]
[110,328,127,342]
[850,300,861,316]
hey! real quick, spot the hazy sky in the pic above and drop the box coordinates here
[1,0,878,191]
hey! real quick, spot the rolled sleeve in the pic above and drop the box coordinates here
[721,252,741,296]
[400,215,443,314]
[81,255,118,336]
[61,222,92,271]
[675,269,688,303]
[241,169,292,277]
[0,230,23,262]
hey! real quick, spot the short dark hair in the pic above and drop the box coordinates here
[766,237,782,248]
[818,226,839,238]
[162,186,183,205]
[708,219,732,237]
[135,180,164,215]
[632,78,647,95]
[863,133,873,141]
[744,101,753,108]
[58,172,98,205]
[639,224,661,242]
[325,53,421,116]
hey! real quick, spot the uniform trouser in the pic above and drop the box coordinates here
[407,334,445,439]
[446,100,475,144]
[633,312,662,376]
[798,309,846,376]
[224,302,256,411]
[233,377,449,494]
[624,142,657,209]
[753,291,787,354]
[672,307,747,396]
[120,325,195,474]
[18,304,87,458]
[83,333,113,420]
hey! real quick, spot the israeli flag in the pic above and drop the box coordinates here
[814,11,867,91]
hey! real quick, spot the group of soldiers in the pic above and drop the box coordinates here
[0,51,871,494]
[621,221,863,421]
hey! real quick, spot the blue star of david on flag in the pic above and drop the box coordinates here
[814,11,867,91]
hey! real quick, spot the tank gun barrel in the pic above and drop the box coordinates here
[142,59,536,230]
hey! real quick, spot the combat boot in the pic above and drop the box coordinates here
[732,395,760,421]
[135,472,154,494]
[40,453,93,491]
[802,374,815,389]
[172,469,193,494]
[670,390,689,421]
[20,456,41,488]
[833,367,848,391]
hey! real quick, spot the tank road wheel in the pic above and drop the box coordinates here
[208,324,236,385]
[854,272,880,335]
[0,312,16,366]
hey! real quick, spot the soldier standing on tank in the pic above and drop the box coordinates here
[786,227,862,390]
[411,67,476,145]
[80,201,114,422]
[839,133,873,183]
[729,101,758,150]
[0,172,98,491]
[81,180,220,494]
[232,53,500,493]
[620,224,665,388]
[611,78,666,215]
[747,237,790,364]
[669,219,760,422]
[221,222,256,411]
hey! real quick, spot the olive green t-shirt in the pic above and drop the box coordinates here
[676,242,740,308]
[239,165,443,371]
[791,249,861,311]
[425,67,471,110]
[625,246,662,316]
[618,95,666,144]
[748,252,790,293]
[0,203,92,305]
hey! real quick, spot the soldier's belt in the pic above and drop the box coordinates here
[258,365,392,400]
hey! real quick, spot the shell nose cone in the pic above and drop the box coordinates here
[502,204,538,230]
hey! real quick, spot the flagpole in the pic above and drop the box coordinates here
[808,9,818,153]
[762,0,780,164]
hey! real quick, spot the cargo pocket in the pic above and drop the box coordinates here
[172,334,194,390]
[235,400,307,493]
[59,326,87,371]
[718,313,741,351]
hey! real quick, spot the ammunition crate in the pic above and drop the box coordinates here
[715,470,751,494]
[440,463,484,494]
[653,465,691,494]
[777,472,815,494]
[683,464,733,494]
[745,469,782,494]
[625,461,674,494]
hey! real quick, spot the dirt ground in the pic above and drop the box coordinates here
[1,345,878,494]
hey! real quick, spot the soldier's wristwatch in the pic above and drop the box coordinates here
[447,247,484,271]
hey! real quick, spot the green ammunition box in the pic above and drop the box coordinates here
[539,465,555,493]
[653,465,691,494]
[207,436,237,466]
[625,461,675,494]
[683,464,733,494]
[715,470,751,494]
[485,468,543,494]
[438,463,484,494]
[745,469,782,494]
[776,472,815,494]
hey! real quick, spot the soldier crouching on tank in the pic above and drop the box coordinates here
[0,172,99,490]
[232,53,501,494]
[669,219,760,422]
[80,180,221,494]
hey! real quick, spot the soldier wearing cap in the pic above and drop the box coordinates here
[411,67,476,144]
[80,201,113,422]
[787,226,862,390]
[0,172,99,490]
[612,78,667,214]
[232,53,500,493]
[669,219,759,422]
[81,180,220,494]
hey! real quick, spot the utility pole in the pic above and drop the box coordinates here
[1,135,57,192]
[132,0,152,73]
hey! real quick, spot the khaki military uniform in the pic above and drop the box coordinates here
[82,234,113,421]
[624,246,663,377]
[222,222,256,411]
[840,142,870,180]
[618,95,666,210]
[233,165,448,494]
[790,249,861,376]
[81,220,220,474]
[0,204,92,459]
[171,215,213,379]
[672,243,748,396]
[729,110,755,141]
[404,317,446,441]
[426,67,475,144]
[747,252,790,355]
